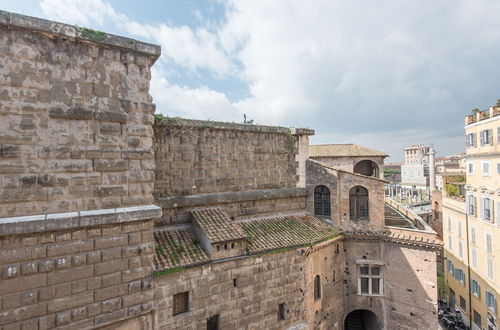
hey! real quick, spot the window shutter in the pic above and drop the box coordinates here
[473,133,477,147]
[466,196,470,215]
[490,199,494,221]
[489,129,493,144]
[480,198,484,220]
[480,131,485,146]
[473,197,477,217]
[497,201,500,223]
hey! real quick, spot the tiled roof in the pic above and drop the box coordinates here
[240,215,338,253]
[309,144,388,157]
[154,229,210,270]
[192,208,247,243]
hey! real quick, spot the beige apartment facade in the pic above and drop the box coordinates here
[443,105,500,330]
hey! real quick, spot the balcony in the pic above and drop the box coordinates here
[465,106,500,125]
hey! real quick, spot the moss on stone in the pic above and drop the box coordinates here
[78,27,107,42]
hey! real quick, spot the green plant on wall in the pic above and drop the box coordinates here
[472,108,481,114]
[77,27,107,42]
[445,184,459,197]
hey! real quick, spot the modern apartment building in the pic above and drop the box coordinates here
[443,104,500,330]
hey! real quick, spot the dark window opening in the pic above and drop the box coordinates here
[233,278,237,287]
[333,270,336,282]
[224,244,227,250]
[207,314,219,330]
[173,291,189,316]
[216,245,220,251]
[460,296,466,310]
[314,275,321,300]
[231,242,235,249]
[473,310,481,327]
[278,303,286,321]
[314,185,331,217]
[349,186,369,220]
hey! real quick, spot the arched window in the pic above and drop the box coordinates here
[349,186,369,220]
[314,185,331,217]
[314,275,321,300]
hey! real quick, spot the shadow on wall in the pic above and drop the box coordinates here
[345,309,381,330]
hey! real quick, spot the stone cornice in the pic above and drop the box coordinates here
[155,187,308,209]
[0,10,161,60]
[0,205,162,236]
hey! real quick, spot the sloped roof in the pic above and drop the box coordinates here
[191,208,247,243]
[309,144,388,158]
[240,215,338,253]
[153,229,210,270]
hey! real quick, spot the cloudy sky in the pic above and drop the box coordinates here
[2,0,500,162]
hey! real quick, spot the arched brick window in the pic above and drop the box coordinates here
[314,185,331,217]
[314,275,321,300]
[349,186,369,220]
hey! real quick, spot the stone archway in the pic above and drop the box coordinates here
[354,160,379,177]
[344,309,381,330]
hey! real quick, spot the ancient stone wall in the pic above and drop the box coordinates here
[154,249,307,329]
[0,208,159,329]
[0,11,162,329]
[0,12,159,218]
[154,118,309,197]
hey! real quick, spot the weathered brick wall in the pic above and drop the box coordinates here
[0,12,160,218]
[0,219,155,329]
[343,240,438,330]
[153,118,301,198]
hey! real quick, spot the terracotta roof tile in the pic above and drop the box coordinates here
[154,229,209,271]
[240,215,338,253]
[192,208,247,243]
[309,144,388,157]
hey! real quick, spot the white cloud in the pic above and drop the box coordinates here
[38,0,500,160]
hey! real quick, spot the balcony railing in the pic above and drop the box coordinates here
[465,106,500,125]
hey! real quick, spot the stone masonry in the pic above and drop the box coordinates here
[0,11,162,330]
[0,11,159,218]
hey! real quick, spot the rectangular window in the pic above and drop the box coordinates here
[448,260,454,274]
[487,258,494,280]
[471,279,481,298]
[358,264,383,295]
[482,161,490,175]
[480,129,493,146]
[481,197,493,221]
[448,235,452,250]
[471,226,477,245]
[454,268,465,284]
[467,195,476,216]
[459,296,466,310]
[486,291,497,313]
[471,248,478,268]
[458,241,463,258]
[467,133,477,147]
[173,291,189,316]
[467,162,474,175]
[497,162,500,174]
[473,310,481,327]
[278,303,286,321]
[486,233,493,253]
[207,314,219,330]
[447,216,452,232]
[457,221,462,238]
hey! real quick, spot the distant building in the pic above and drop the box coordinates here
[442,104,500,330]
[309,144,388,179]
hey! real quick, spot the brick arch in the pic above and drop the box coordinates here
[344,309,381,330]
